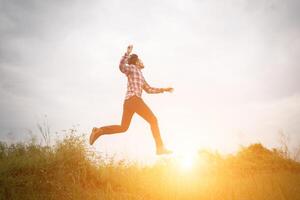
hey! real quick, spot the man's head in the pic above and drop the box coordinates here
[128,54,144,69]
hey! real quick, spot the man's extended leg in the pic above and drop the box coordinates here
[89,98,135,145]
[134,98,171,154]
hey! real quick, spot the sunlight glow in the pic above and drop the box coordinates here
[179,154,194,170]
[171,145,198,171]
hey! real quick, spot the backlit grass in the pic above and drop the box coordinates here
[1,132,300,200]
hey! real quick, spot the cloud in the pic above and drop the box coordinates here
[0,0,299,157]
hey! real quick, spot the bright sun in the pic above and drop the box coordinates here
[179,155,194,170]
[173,150,198,171]
[169,142,200,171]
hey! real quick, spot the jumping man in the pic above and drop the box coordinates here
[89,45,173,155]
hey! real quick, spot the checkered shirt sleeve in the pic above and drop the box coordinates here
[119,53,134,75]
[143,80,164,94]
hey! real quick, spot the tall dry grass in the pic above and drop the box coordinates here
[0,131,300,200]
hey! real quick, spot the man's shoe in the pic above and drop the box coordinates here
[156,147,173,155]
[89,127,103,145]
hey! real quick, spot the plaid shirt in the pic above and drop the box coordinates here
[119,53,163,100]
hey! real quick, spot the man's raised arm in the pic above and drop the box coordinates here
[119,45,133,75]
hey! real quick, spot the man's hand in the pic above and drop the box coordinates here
[163,87,174,93]
[126,45,133,55]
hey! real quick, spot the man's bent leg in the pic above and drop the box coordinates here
[90,98,135,145]
[134,98,164,148]
[100,99,134,134]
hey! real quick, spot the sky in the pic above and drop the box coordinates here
[1,0,300,161]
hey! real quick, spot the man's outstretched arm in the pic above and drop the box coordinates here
[143,80,174,94]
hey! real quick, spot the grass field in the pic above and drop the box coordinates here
[1,132,300,200]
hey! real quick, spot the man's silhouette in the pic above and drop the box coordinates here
[89,45,173,155]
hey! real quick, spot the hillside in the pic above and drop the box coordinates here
[1,133,300,200]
